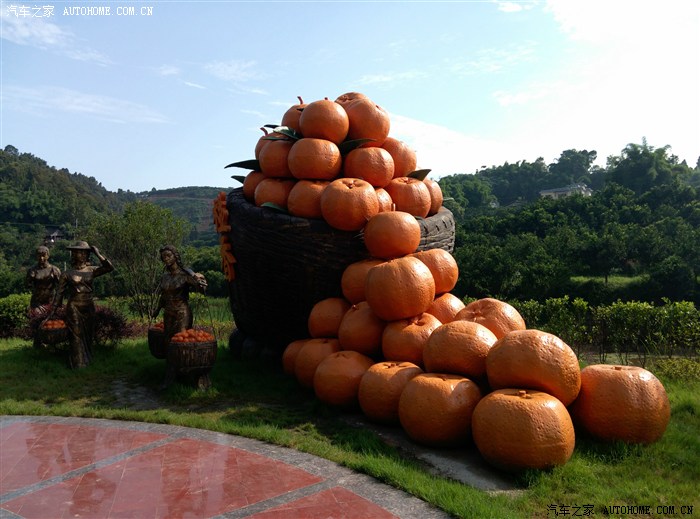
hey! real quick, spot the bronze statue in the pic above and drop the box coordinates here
[155,245,207,387]
[52,241,114,369]
[26,245,61,319]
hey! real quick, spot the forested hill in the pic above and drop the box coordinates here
[0,145,136,227]
[0,146,232,242]
[438,143,700,304]
[140,186,233,244]
[439,145,700,215]
[3,142,700,304]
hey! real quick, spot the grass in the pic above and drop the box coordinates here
[569,274,642,289]
[1,334,699,519]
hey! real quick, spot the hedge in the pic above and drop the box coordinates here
[516,296,700,366]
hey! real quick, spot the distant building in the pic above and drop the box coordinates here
[44,228,65,245]
[539,183,593,200]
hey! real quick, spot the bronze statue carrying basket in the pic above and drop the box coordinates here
[224,187,456,353]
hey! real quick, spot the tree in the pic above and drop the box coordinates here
[578,224,630,284]
[86,201,188,318]
[548,149,597,186]
[607,140,690,195]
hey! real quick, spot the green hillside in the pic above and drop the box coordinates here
[140,186,235,246]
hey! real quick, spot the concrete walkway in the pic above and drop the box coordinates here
[1,415,460,519]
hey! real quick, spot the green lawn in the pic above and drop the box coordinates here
[1,336,698,519]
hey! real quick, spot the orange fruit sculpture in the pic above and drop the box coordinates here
[381,312,442,367]
[340,258,384,304]
[569,364,671,444]
[358,361,423,424]
[410,248,459,295]
[380,136,417,178]
[472,389,576,471]
[320,178,379,231]
[384,177,431,218]
[423,320,497,382]
[363,211,421,260]
[307,297,351,338]
[282,339,309,376]
[337,301,385,357]
[280,95,306,131]
[375,187,393,212]
[293,338,341,388]
[287,180,329,219]
[424,178,444,216]
[364,256,435,322]
[425,293,465,324]
[242,171,265,202]
[258,139,294,178]
[486,329,582,406]
[287,138,342,181]
[398,373,482,447]
[335,94,390,147]
[455,297,526,340]
[343,147,395,188]
[313,350,374,408]
[253,178,295,209]
[298,98,349,145]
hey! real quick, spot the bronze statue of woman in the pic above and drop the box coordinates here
[155,245,207,387]
[52,241,114,369]
[26,245,61,319]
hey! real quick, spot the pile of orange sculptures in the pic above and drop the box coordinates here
[41,319,67,330]
[170,328,215,344]
[228,92,442,228]
[234,92,671,473]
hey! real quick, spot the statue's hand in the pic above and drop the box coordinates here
[194,273,208,289]
[91,245,100,255]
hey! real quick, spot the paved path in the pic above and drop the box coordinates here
[1,415,453,519]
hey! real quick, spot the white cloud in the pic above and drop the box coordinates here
[204,60,264,82]
[3,86,170,124]
[388,113,520,177]
[240,109,267,119]
[492,79,572,107]
[183,81,206,89]
[0,10,111,65]
[448,42,537,76]
[539,0,700,165]
[494,1,539,13]
[545,0,698,47]
[357,70,428,85]
[157,65,181,76]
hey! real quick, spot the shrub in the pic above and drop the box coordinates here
[0,293,30,338]
[94,305,138,348]
[650,358,700,382]
[512,297,699,365]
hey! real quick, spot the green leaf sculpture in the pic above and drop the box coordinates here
[338,138,376,155]
[260,202,289,214]
[225,159,261,170]
[407,169,432,181]
[271,126,302,141]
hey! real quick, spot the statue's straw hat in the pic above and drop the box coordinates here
[66,240,92,251]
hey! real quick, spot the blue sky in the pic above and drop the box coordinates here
[2,0,698,192]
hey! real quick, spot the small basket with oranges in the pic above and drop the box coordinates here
[167,328,218,375]
[147,321,167,359]
[39,319,69,345]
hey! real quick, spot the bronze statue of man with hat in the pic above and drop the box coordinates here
[52,241,114,369]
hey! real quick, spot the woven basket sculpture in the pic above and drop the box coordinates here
[148,327,167,359]
[225,187,456,351]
